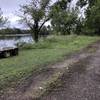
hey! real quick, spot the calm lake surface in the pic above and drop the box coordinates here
[0,35,33,47]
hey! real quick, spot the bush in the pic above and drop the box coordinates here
[20,41,53,50]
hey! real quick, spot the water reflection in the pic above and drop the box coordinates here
[0,35,33,47]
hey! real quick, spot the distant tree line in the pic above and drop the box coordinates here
[0,28,30,35]
[0,26,50,36]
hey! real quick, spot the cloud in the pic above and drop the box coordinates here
[0,0,28,28]
[3,13,21,28]
[6,14,19,22]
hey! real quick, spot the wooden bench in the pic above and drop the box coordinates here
[0,47,19,58]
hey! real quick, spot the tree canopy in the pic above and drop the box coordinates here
[20,0,51,42]
[51,0,78,35]
[19,0,80,42]
[77,0,100,35]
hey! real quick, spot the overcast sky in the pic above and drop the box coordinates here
[0,0,29,28]
[0,0,77,28]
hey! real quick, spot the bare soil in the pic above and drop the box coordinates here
[0,41,100,100]
[41,41,100,100]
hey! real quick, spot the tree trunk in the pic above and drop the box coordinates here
[34,30,39,43]
[32,21,39,43]
[31,29,39,43]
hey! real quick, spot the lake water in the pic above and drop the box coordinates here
[0,36,33,47]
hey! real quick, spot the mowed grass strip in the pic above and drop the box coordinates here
[0,35,99,90]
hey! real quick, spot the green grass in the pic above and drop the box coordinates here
[0,35,99,90]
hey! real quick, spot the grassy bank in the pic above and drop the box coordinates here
[0,35,99,90]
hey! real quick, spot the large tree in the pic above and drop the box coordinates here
[77,0,100,35]
[51,0,78,35]
[20,0,51,42]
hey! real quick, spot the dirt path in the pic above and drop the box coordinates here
[41,41,100,100]
[0,41,100,100]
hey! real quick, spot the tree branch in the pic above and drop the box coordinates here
[38,17,50,32]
